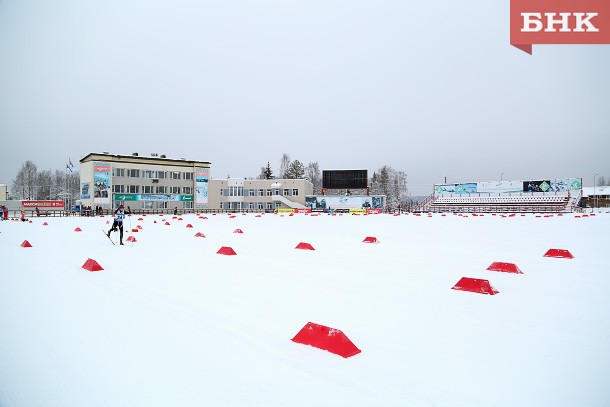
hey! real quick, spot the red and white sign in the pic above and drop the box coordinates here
[366,208,383,214]
[21,200,64,208]
[294,208,312,213]
[510,0,610,54]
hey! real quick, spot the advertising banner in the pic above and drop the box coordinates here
[114,194,194,202]
[21,200,64,208]
[195,167,209,208]
[477,181,523,194]
[523,180,552,192]
[81,182,90,199]
[276,208,295,213]
[305,196,383,210]
[93,162,111,205]
[294,208,312,213]
[434,183,478,194]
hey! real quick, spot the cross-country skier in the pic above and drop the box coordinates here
[107,204,129,245]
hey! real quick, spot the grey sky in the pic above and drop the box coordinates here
[1,0,609,196]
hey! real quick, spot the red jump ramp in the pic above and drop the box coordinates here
[452,277,499,295]
[487,262,523,274]
[82,258,104,272]
[295,242,315,250]
[544,249,574,259]
[217,246,237,255]
[292,322,361,358]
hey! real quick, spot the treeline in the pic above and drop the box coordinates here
[596,176,610,186]
[9,160,80,202]
[256,153,412,208]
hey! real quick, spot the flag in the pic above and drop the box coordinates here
[66,163,73,173]
[69,158,75,169]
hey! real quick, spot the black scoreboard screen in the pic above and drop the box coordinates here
[322,170,368,189]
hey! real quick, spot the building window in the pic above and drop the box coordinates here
[112,185,124,193]
[283,189,290,196]
[275,202,281,208]
[127,169,140,178]
[143,170,155,179]
[170,186,180,194]
[157,201,168,209]
[170,171,181,180]
[182,187,192,194]
[183,201,193,209]
[127,185,139,193]
[222,202,230,210]
[257,203,264,210]
[249,203,255,210]
[156,186,167,194]
[157,171,167,179]
[142,201,154,209]
[142,186,154,194]
[249,189,256,197]
[273,189,280,195]
[266,203,273,210]
[292,189,299,196]
[113,168,125,177]
[183,172,193,180]
[266,189,272,196]
[229,186,243,196]
[258,189,264,196]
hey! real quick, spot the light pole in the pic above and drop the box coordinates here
[501,172,504,182]
[593,174,599,213]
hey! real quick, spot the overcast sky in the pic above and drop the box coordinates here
[1,0,609,196]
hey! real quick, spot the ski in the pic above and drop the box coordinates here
[103,229,115,245]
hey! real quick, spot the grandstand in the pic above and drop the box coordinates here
[414,178,583,213]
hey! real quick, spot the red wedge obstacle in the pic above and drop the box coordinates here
[126,236,137,242]
[295,242,315,250]
[74,227,82,232]
[217,246,237,255]
[186,224,193,228]
[20,240,32,248]
[487,262,523,274]
[43,222,48,226]
[194,232,206,238]
[544,249,574,259]
[452,277,499,295]
[292,322,361,358]
[82,258,103,272]
[164,222,171,226]
[362,236,379,244]
[233,229,243,234]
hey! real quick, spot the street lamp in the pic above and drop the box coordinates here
[501,172,504,182]
[593,174,599,213]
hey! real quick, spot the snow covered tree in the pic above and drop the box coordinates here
[285,160,305,179]
[305,161,322,194]
[11,161,38,200]
[278,153,291,179]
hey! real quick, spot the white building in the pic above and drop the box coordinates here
[79,153,211,210]
[208,178,313,211]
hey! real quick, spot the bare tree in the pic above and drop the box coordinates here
[278,153,291,179]
[36,170,53,200]
[305,161,322,194]
[11,161,38,200]
[597,176,607,186]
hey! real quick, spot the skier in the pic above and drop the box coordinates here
[107,204,129,245]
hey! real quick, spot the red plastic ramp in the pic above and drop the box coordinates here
[452,277,498,295]
[82,258,104,272]
[217,246,237,255]
[295,242,315,250]
[487,262,523,274]
[362,236,379,243]
[544,249,574,259]
[20,240,32,248]
[292,322,361,358]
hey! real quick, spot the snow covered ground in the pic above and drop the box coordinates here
[1,211,609,406]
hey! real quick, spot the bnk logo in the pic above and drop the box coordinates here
[510,0,610,54]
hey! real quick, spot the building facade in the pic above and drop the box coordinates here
[208,178,313,211]
[0,184,7,201]
[79,153,211,210]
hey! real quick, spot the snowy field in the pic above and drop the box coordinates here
[1,211,609,406]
